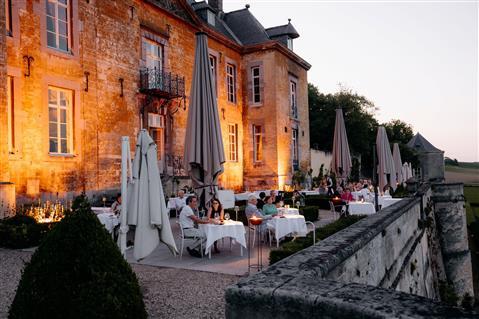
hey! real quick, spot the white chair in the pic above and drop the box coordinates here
[177,222,203,259]
[305,221,316,245]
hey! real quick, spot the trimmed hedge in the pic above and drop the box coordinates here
[304,195,332,209]
[269,215,365,265]
[9,195,147,319]
[300,206,320,222]
[0,215,55,249]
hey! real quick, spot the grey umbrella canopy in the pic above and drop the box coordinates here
[330,108,352,179]
[127,129,178,260]
[184,32,225,208]
[376,127,397,191]
[392,143,403,184]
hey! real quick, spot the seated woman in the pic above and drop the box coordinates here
[262,196,278,216]
[207,198,224,253]
[341,188,354,203]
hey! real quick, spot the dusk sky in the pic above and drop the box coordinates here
[223,0,478,162]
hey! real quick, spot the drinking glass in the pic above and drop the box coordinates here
[214,212,219,221]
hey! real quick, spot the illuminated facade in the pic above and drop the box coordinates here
[0,0,310,203]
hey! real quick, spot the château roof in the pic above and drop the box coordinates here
[407,133,443,153]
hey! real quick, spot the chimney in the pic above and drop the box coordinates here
[208,0,223,12]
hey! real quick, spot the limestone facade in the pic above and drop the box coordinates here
[0,0,311,202]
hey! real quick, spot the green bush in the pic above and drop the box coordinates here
[300,206,320,222]
[269,215,365,265]
[9,196,147,319]
[0,215,55,249]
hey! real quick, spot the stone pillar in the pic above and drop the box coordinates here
[432,183,474,303]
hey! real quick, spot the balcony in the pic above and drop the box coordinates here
[139,68,185,99]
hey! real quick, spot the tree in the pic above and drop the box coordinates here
[383,119,419,167]
[309,84,378,177]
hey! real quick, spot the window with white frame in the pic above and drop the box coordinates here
[228,124,238,162]
[290,79,298,118]
[46,0,71,52]
[253,125,263,162]
[7,76,14,153]
[292,128,299,168]
[142,37,164,89]
[226,63,236,103]
[209,54,217,95]
[287,37,293,51]
[251,66,261,104]
[48,87,73,154]
[5,0,12,36]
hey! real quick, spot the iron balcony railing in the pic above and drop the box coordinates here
[140,68,185,98]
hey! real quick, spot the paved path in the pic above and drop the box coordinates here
[126,209,336,276]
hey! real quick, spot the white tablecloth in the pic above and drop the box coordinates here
[267,215,307,244]
[96,212,120,233]
[277,207,299,215]
[382,198,402,208]
[217,190,235,209]
[348,202,376,215]
[376,195,392,207]
[199,220,247,256]
[235,192,252,201]
[301,191,320,196]
[91,207,111,215]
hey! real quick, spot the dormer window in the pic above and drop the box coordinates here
[207,10,215,26]
[287,37,293,50]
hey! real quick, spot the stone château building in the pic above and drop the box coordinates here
[0,0,311,204]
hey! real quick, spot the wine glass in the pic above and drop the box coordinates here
[224,212,230,221]
[214,212,219,221]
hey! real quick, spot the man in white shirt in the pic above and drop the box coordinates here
[179,195,211,258]
[174,190,187,215]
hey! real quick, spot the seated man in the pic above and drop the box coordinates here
[360,184,371,202]
[179,195,211,258]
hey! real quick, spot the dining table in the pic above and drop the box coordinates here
[198,220,247,259]
[277,207,300,215]
[267,215,307,248]
[95,211,120,236]
[348,202,376,215]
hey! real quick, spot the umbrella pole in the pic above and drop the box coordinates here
[119,136,130,256]
[372,144,379,212]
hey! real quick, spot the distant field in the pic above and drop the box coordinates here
[445,165,479,184]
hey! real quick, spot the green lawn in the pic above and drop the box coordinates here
[465,186,479,224]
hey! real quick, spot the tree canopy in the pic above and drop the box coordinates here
[308,83,417,177]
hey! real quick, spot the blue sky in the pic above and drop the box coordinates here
[223,0,478,162]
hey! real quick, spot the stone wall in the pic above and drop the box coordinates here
[1,0,310,202]
[225,183,475,318]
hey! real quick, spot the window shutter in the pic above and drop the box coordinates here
[259,65,264,104]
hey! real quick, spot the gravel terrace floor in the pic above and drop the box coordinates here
[0,248,240,319]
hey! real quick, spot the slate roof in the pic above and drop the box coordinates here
[407,133,443,153]
[265,23,299,39]
[223,9,271,45]
[189,2,300,46]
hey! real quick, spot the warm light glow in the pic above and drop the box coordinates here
[25,200,66,223]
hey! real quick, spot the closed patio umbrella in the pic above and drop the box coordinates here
[330,108,352,179]
[127,129,177,260]
[184,32,225,209]
[392,143,403,184]
[376,127,397,192]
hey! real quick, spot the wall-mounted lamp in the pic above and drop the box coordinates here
[84,71,90,92]
[23,55,34,77]
[119,78,124,97]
